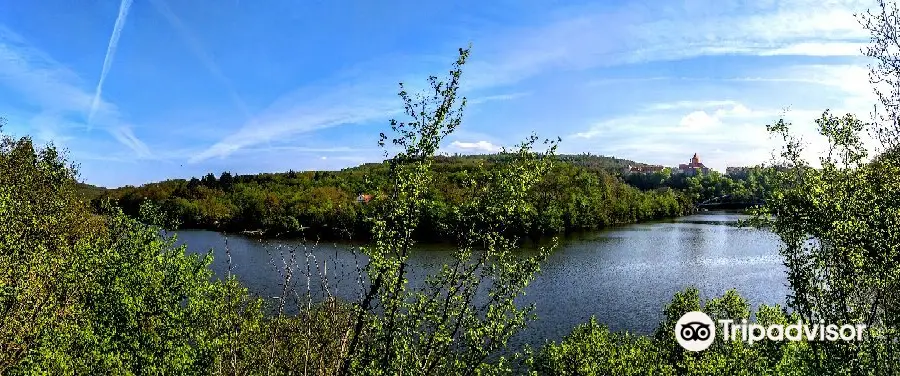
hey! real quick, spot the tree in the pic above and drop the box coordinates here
[863,0,900,152]
[751,111,900,375]
[0,135,94,370]
[219,171,235,191]
[0,131,258,374]
[333,45,558,374]
[201,172,217,188]
[187,176,201,191]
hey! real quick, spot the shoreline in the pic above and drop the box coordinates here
[170,209,752,246]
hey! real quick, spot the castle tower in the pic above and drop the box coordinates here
[691,153,699,165]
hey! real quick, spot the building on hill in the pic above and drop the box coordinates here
[619,153,711,176]
[622,164,666,174]
[677,153,710,176]
[725,166,751,177]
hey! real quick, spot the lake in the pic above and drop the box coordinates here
[174,211,788,349]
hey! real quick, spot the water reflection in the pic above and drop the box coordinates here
[175,211,788,349]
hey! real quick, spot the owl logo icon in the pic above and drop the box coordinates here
[680,321,712,341]
[675,311,716,351]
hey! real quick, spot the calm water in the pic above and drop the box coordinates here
[175,211,788,348]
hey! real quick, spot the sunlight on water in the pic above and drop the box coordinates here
[175,211,787,349]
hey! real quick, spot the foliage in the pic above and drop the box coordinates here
[625,166,776,206]
[0,132,258,374]
[97,154,695,241]
[528,288,811,376]
[863,0,900,151]
[329,46,558,374]
[0,135,95,371]
[745,110,900,375]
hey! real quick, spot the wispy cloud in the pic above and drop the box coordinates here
[723,64,875,111]
[469,91,531,105]
[192,85,526,163]
[758,42,867,57]
[109,126,151,157]
[566,74,875,170]
[643,100,740,112]
[573,100,775,141]
[240,146,378,153]
[89,0,133,126]
[189,82,400,162]
[0,25,151,158]
[188,0,874,167]
[28,113,76,145]
[187,51,445,162]
[466,0,869,89]
[148,0,252,121]
[567,104,793,170]
[449,140,501,153]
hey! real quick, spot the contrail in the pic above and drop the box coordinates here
[149,0,253,121]
[89,0,133,126]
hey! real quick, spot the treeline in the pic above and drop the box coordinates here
[96,154,697,240]
[624,166,775,205]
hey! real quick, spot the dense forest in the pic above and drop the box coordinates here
[94,153,774,240]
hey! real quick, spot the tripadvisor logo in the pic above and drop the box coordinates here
[674,311,868,352]
[675,311,716,351]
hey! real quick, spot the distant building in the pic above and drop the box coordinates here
[725,166,751,177]
[356,194,373,204]
[677,153,710,176]
[623,164,666,174]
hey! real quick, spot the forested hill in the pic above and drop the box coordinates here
[337,153,643,175]
[75,182,107,201]
[95,153,699,240]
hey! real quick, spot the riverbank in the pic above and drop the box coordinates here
[174,208,697,244]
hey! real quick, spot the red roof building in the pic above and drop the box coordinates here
[677,153,709,176]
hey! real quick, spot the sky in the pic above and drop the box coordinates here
[0,0,879,188]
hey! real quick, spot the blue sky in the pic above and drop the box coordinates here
[0,0,876,188]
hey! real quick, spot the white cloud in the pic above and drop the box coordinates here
[239,145,376,153]
[565,96,842,171]
[679,111,719,130]
[466,0,869,88]
[570,60,877,167]
[759,42,867,57]
[28,113,76,145]
[450,140,501,153]
[191,0,874,164]
[732,64,875,114]
[468,91,531,105]
[0,25,152,158]
[571,115,646,140]
[189,82,400,162]
[89,0,133,125]
[645,100,739,112]
[138,0,879,170]
[109,126,151,157]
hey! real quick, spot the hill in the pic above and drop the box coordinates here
[75,182,107,201]
[95,153,692,240]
